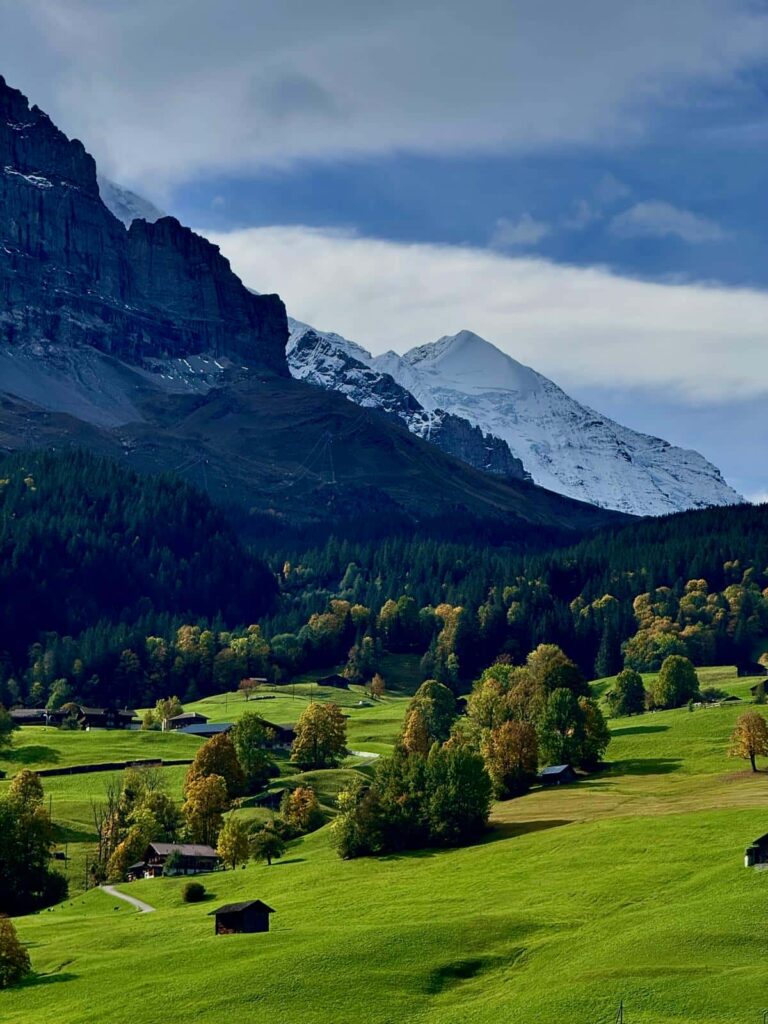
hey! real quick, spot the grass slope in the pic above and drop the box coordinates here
[4,669,768,1023]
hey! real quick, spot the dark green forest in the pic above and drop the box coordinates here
[0,450,765,710]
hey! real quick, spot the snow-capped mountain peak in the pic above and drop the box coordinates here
[377,330,743,516]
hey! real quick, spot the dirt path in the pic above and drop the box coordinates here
[101,884,156,913]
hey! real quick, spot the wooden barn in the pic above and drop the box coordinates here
[77,706,138,730]
[745,833,768,867]
[254,718,296,751]
[539,764,577,786]
[210,900,275,935]
[137,842,220,878]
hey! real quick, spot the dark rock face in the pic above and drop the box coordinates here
[0,75,287,373]
[289,327,528,481]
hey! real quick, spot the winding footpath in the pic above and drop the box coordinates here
[101,884,156,914]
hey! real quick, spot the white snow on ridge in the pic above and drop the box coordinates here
[98,177,165,227]
[373,331,743,516]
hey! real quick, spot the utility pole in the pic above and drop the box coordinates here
[616,1000,624,1024]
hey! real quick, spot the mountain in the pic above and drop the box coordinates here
[0,74,619,541]
[96,176,165,226]
[288,320,529,481]
[289,317,741,516]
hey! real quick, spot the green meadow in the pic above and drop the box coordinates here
[3,667,768,1023]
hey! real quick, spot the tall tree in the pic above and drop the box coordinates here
[730,711,768,772]
[291,703,347,769]
[182,775,229,846]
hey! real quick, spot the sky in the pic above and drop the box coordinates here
[1,0,766,500]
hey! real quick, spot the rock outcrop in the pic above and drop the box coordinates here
[0,75,287,373]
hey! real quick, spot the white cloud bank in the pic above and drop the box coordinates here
[206,224,768,402]
[1,0,767,185]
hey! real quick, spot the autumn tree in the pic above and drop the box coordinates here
[291,703,347,768]
[280,786,323,836]
[401,706,432,756]
[185,733,246,798]
[526,644,588,698]
[370,673,386,699]
[216,816,251,869]
[250,825,286,866]
[577,697,611,769]
[481,720,538,798]
[730,711,768,772]
[0,916,31,989]
[407,679,456,743]
[182,774,229,846]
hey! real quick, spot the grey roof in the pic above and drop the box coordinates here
[540,764,573,775]
[209,900,275,915]
[148,842,219,858]
[178,722,232,735]
[168,712,209,723]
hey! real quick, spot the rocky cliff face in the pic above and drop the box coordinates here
[0,75,287,373]
[288,322,529,481]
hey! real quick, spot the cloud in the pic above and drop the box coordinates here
[204,223,768,402]
[749,491,768,504]
[490,214,551,249]
[1,0,767,186]
[610,201,727,243]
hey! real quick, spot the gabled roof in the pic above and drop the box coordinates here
[178,722,233,735]
[209,900,275,915]
[168,712,209,723]
[540,764,573,775]
[148,842,219,858]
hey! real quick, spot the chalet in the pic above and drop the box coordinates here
[745,833,768,867]
[317,674,350,689]
[178,722,233,738]
[210,900,275,935]
[539,764,577,786]
[77,706,138,730]
[166,712,209,731]
[129,842,220,879]
[255,719,296,750]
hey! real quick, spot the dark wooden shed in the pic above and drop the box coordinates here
[539,764,577,786]
[210,900,275,935]
[745,833,768,867]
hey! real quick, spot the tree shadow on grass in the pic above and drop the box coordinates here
[272,857,306,867]
[55,825,98,844]
[21,972,78,988]
[4,745,61,765]
[484,819,573,843]
[611,724,669,737]
[608,757,682,776]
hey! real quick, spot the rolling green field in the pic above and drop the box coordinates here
[4,667,768,1023]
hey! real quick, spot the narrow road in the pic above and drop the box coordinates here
[101,884,156,913]
[348,750,380,761]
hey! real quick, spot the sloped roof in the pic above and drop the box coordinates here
[148,842,218,858]
[540,764,573,775]
[178,722,232,735]
[168,712,209,722]
[209,900,275,915]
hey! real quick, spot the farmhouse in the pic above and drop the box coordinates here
[253,786,290,810]
[77,706,138,730]
[128,842,220,879]
[744,833,768,867]
[10,708,66,726]
[210,900,275,935]
[165,711,209,731]
[255,719,296,750]
[539,764,577,786]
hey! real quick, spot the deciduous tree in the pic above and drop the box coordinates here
[182,774,229,846]
[291,703,347,768]
[730,711,768,772]
[216,817,251,869]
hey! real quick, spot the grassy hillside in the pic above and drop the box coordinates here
[3,669,768,1023]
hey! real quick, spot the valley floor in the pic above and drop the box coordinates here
[2,669,767,1024]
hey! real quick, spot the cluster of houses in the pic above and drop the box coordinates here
[10,705,139,729]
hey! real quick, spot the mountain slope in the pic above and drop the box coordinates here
[288,320,529,481]
[288,320,740,516]
[0,74,619,542]
[97,176,165,226]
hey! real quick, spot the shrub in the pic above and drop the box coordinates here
[181,881,206,903]
[0,916,31,988]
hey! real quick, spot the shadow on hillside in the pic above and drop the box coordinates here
[21,972,78,988]
[272,857,306,867]
[4,745,61,765]
[610,757,682,776]
[56,825,97,844]
[486,819,572,843]
[611,724,669,737]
